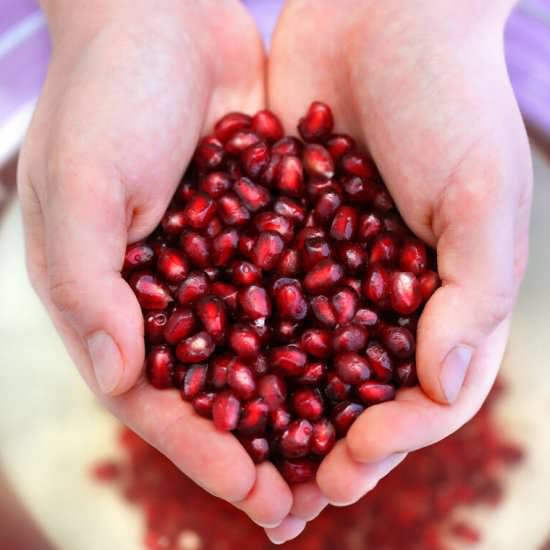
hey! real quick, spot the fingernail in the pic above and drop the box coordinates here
[87,331,123,394]
[440,345,474,403]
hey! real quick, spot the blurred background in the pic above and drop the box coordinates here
[0,1,549,549]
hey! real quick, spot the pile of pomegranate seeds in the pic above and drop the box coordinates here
[92,383,524,550]
[123,102,441,481]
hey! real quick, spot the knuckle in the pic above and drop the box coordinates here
[481,288,515,328]
[48,277,82,314]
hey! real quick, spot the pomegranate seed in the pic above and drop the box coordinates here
[324,372,352,402]
[370,233,399,264]
[156,249,189,284]
[365,342,394,382]
[227,359,256,400]
[240,436,270,463]
[177,272,209,305]
[233,178,270,212]
[272,136,302,157]
[332,325,368,353]
[251,109,284,142]
[272,319,300,342]
[276,248,302,277]
[251,231,285,270]
[331,287,359,324]
[390,272,422,314]
[210,282,238,311]
[207,353,232,389]
[363,265,391,307]
[325,134,355,160]
[238,285,271,320]
[224,130,261,155]
[194,140,224,169]
[212,390,241,431]
[212,228,239,266]
[238,397,268,435]
[228,324,260,360]
[124,241,155,272]
[146,345,174,389]
[205,216,223,238]
[161,209,186,235]
[380,326,415,359]
[275,155,304,197]
[183,192,216,229]
[280,419,313,458]
[144,311,168,344]
[172,363,188,387]
[357,381,396,405]
[274,280,309,320]
[298,101,334,142]
[340,152,376,179]
[300,329,332,358]
[303,144,335,178]
[163,306,196,345]
[273,196,306,224]
[192,392,215,418]
[279,458,318,483]
[199,172,231,198]
[311,295,337,328]
[181,363,208,401]
[175,331,215,363]
[240,143,270,179]
[419,270,441,301]
[130,273,172,310]
[294,226,326,248]
[291,388,324,421]
[400,239,427,274]
[358,212,383,241]
[302,237,332,270]
[254,211,294,242]
[214,112,251,143]
[331,401,364,436]
[270,405,292,433]
[337,242,368,273]
[196,296,227,341]
[257,374,287,411]
[311,418,336,455]
[353,307,379,327]
[179,231,211,268]
[314,191,342,224]
[296,361,327,386]
[270,345,307,377]
[396,359,418,387]
[334,352,371,385]
[304,259,344,294]
[217,193,250,226]
[260,153,281,187]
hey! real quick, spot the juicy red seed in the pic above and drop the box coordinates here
[224,157,242,180]
[177,272,209,305]
[380,326,415,359]
[144,311,168,344]
[240,143,271,179]
[339,242,368,273]
[390,272,422,314]
[300,329,332,358]
[334,352,371,385]
[161,209,187,235]
[260,153,281,187]
[240,436,270,463]
[311,418,336,455]
[418,270,441,301]
[179,231,211,268]
[270,346,307,377]
[311,295,337,327]
[303,259,345,294]
[332,325,368,353]
[217,193,251,226]
[274,281,309,321]
[233,177,271,212]
[279,458,318,484]
[307,177,340,198]
[224,130,261,155]
[238,285,271,320]
[276,248,302,277]
[251,109,284,142]
[298,101,334,142]
[370,233,399,264]
[252,231,285,270]
[358,212,383,241]
[205,216,223,238]
[238,397,268,435]
[340,152,376,179]
[396,359,418,387]
[210,282,238,311]
[254,211,294,242]
[342,276,362,296]
[357,381,396,405]
[273,196,306,223]
[163,307,196,345]
[208,353,232,389]
[275,155,304,197]
[156,249,189,283]
[228,324,261,360]
[331,287,359,324]
[297,361,327,386]
[192,392,215,419]
[257,374,287,411]
[363,265,391,306]
[302,144,335,178]
[226,359,256,400]
[124,241,154,272]
[176,331,215,363]
[273,319,302,342]
[199,172,231,198]
[194,141,224,169]
[196,296,227,341]
[270,406,292,433]
[183,192,216,229]
[353,307,379,327]
[331,401,364,436]
[212,390,241,431]
[181,364,208,401]
[130,273,173,310]
[396,314,418,332]
[146,345,174,389]
[214,112,252,143]
[372,185,394,211]
[238,233,256,258]
[294,226,326,249]
[172,364,188,387]
[272,136,302,157]
[330,206,358,241]
[250,354,269,376]
[302,237,332,270]
[314,191,342,224]
[325,134,356,160]
[280,419,313,458]
[324,372,352,402]
[232,261,262,286]
[343,176,376,203]
[365,342,394,382]
[400,239,428,274]
[291,388,324,421]
[212,228,239,266]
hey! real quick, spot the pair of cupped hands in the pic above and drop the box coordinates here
[18,0,532,544]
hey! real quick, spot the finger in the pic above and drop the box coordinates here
[347,318,509,463]
[316,441,406,506]
[233,462,293,528]
[289,481,328,521]
[264,516,306,545]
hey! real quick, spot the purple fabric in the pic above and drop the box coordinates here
[0,0,37,35]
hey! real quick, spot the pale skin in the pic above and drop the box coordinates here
[18,0,532,544]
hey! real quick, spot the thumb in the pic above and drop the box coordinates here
[43,166,146,396]
[416,163,518,405]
